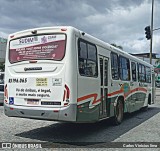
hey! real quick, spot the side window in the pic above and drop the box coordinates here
[79,41,87,75]
[87,44,97,76]
[138,64,146,82]
[100,58,103,86]
[146,67,151,83]
[131,62,137,81]
[142,65,146,82]
[79,41,87,59]
[119,56,130,81]
[138,64,141,81]
[88,44,97,61]
[78,39,98,77]
[111,53,119,80]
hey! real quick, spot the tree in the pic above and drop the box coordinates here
[155,58,160,65]
[111,43,123,50]
[0,63,5,71]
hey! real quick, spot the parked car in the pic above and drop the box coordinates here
[0,73,4,104]
[156,80,160,88]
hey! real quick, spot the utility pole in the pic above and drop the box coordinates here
[150,0,154,64]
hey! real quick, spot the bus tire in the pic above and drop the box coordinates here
[142,105,148,111]
[148,94,151,105]
[113,99,124,125]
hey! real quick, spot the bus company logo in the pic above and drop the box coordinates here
[41,36,47,44]
[48,35,56,40]
[19,37,38,44]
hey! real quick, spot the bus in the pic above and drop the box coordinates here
[4,26,155,124]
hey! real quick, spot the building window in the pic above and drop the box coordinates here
[131,62,137,81]
[111,52,119,80]
[78,39,98,77]
[119,56,130,81]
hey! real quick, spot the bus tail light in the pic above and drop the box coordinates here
[10,35,14,38]
[4,84,8,103]
[29,60,37,63]
[65,84,70,99]
[53,110,59,113]
[61,28,67,31]
[63,84,70,106]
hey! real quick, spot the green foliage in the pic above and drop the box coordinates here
[0,63,5,71]
[155,58,160,65]
[111,43,123,50]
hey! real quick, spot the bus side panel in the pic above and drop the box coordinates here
[76,38,100,122]
[59,30,78,122]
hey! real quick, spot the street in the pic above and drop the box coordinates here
[0,89,160,149]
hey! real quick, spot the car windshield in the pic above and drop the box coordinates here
[9,34,66,63]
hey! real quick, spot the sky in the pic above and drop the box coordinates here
[0,0,160,54]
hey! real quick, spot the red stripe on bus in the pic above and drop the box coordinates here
[77,94,103,105]
[77,93,98,102]
[124,87,147,98]
[77,87,147,104]
[107,89,123,97]
[92,96,104,105]
[108,87,147,98]
[137,87,147,92]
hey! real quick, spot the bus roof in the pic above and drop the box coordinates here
[8,26,153,69]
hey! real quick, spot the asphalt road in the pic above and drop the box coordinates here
[0,89,160,150]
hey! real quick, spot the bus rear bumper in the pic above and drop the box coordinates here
[4,104,77,122]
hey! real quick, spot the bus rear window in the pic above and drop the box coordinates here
[9,34,66,63]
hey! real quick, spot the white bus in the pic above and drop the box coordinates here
[4,26,155,124]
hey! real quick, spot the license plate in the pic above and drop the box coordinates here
[27,99,39,105]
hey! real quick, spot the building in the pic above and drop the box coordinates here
[0,37,7,63]
[130,53,158,66]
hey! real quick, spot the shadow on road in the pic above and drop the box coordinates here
[16,106,160,147]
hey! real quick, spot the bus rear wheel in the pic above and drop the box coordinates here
[113,99,124,125]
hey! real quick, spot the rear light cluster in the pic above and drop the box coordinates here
[61,28,67,31]
[10,35,14,38]
[63,84,70,106]
[4,84,8,104]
